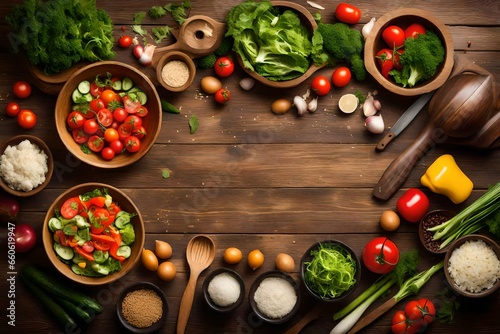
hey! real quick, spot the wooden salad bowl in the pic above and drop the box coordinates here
[364,8,454,96]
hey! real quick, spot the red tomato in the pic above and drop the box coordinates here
[405,298,435,326]
[118,123,133,140]
[124,115,142,131]
[136,105,149,117]
[83,118,99,135]
[104,128,119,142]
[72,128,89,144]
[405,23,427,39]
[125,136,141,153]
[60,196,84,219]
[17,109,37,129]
[113,107,128,122]
[133,126,147,139]
[311,75,331,96]
[382,25,406,48]
[335,3,361,24]
[396,188,430,223]
[331,67,351,87]
[5,102,20,117]
[393,49,405,71]
[362,237,399,274]
[118,35,133,48]
[101,147,115,160]
[97,108,113,127]
[90,81,104,98]
[94,239,111,251]
[100,89,117,107]
[109,140,124,154]
[123,95,142,114]
[54,230,70,247]
[87,135,104,152]
[82,240,95,253]
[214,56,234,77]
[376,48,394,79]
[13,81,32,99]
[214,88,230,104]
[90,98,105,113]
[67,111,85,129]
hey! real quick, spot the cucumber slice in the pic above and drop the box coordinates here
[127,87,142,94]
[121,77,134,91]
[54,243,74,261]
[48,217,62,232]
[77,80,91,94]
[117,245,131,259]
[112,80,122,91]
[135,91,148,105]
[92,250,109,264]
[72,88,84,104]
[114,211,131,228]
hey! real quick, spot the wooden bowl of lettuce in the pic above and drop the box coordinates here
[227,1,324,88]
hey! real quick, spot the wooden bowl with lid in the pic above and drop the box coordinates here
[364,8,454,96]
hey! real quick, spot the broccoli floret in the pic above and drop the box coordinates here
[390,30,445,87]
[313,23,366,81]
[196,54,217,69]
[119,224,135,246]
[214,36,234,57]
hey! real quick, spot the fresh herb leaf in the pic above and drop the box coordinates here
[133,11,146,24]
[165,0,191,26]
[152,26,172,44]
[485,209,500,239]
[149,6,167,19]
[189,115,199,134]
[131,25,148,37]
[435,288,460,324]
[354,90,367,104]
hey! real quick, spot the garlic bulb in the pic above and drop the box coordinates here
[365,114,385,134]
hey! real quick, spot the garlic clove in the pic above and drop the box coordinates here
[362,17,376,40]
[365,114,385,134]
[293,96,308,116]
[363,95,382,117]
[308,97,318,113]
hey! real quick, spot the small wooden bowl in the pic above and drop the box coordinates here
[43,183,145,285]
[116,282,168,333]
[249,270,301,324]
[156,51,196,92]
[364,8,454,96]
[444,234,500,298]
[419,210,456,254]
[202,268,245,312]
[237,1,323,89]
[0,135,53,197]
[55,61,162,168]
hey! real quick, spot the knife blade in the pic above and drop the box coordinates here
[376,91,435,151]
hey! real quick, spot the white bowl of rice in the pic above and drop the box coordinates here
[0,135,53,197]
[444,234,500,298]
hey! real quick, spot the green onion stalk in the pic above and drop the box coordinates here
[428,183,500,249]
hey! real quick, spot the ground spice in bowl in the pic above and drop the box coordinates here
[161,60,190,88]
[122,289,163,328]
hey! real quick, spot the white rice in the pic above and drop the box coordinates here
[254,277,297,319]
[207,272,241,307]
[0,139,48,192]
[447,239,500,293]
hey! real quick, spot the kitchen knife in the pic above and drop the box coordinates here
[375,91,435,151]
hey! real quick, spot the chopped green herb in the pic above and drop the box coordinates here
[161,169,172,179]
[189,115,199,134]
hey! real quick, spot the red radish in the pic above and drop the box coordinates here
[14,223,37,253]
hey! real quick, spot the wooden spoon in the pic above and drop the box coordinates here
[176,235,215,334]
[283,303,321,334]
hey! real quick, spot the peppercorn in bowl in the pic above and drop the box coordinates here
[364,8,454,96]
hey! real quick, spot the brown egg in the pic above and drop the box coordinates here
[157,261,177,281]
[275,253,295,273]
[200,76,222,94]
[380,210,401,231]
[271,99,292,114]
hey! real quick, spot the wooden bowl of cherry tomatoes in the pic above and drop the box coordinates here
[55,61,162,168]
[364,8,454,96]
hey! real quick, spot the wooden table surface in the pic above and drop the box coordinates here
[1,1,499,333]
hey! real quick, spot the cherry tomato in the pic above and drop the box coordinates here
[311,75,331,96]
[60,196,84,219]
[382,25,406,48]
[100,89,117,107]
[54,230,70,247]
[393,49,405,71]
[124,115,142,131]
[90,82,103,98]
[125,136,141,153]
[376,48,394,78]
[82,240,95,253]
[133,126,147,139]
[391,310,419,334]
[118,123,133,140]
[109,139,124,154]
[136,105,149,117]
[123,95,141,114]
[214,88,230,104]
[392,299,435,334]
[113,107,128,122]
[87,135,104,152]
[67,111,85,129]
[13,81,32,99]
[362,237,399,274]
[331,67,351,87]
[396,188,430,223]
[97,108,113,127]
[83,118,99,135]
[214,56,234,77]
[94,239,111,251]
[17,109,36,129]
[405,23,427,39]
[118,35,133,48]
[101,147,116,160]
[72,128,89,144]
[5,102,21,117]
[90,98,105,113]
[335,3,361,24]
[104,128,119,142]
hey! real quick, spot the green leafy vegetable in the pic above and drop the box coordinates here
[6,0,115,74]
[189,115,199,134]
[165,0,191,26]
[196,54,217,69]
[152,26,173,44]
[133,11,147,24]
[304,242,357,299]
[435,287,460,324]
[428,183,500,248]
[149,5,167,18]
[312,22,366,81]
[389,30,445,87]
[225,0,313,81]
[132,25,148,37]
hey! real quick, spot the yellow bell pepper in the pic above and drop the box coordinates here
[421,154,473,204]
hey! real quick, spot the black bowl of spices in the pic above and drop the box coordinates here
[117,282,168,333]
[419,210,456,254]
